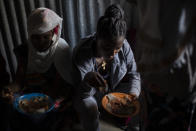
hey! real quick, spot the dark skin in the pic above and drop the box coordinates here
[83,37,124,92]
[84,36,137,99]
[2,30,56,103]
[30,30,54,52]
[15,30,55,84]
[96,36,124,61]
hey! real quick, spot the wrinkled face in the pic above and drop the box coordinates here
[30,30,54,52]
[97,36,124,60]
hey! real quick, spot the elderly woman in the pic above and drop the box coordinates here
[73,4,141,131]
[0,54,10,131]
[7,7,74,131]
[14,7,73,95]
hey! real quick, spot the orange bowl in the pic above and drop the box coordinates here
[102,92,140,118]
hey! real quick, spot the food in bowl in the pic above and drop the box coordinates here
[19,96,49,114]
[15,93,54,114]
[106,94,135,115]
[102,93,140,117]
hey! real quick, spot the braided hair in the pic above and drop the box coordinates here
[104,4,124,20]
[96,4,127,41]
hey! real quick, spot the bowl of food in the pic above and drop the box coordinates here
[102,92,140,118]
[13,93,54,116]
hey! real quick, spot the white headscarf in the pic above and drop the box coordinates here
[27,7,63,73]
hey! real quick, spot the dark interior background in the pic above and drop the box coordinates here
[0,0,138,81]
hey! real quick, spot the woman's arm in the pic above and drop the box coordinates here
[123,40,141,97]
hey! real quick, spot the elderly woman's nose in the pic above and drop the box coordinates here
[37,36,47,43]
[37,36,44,41]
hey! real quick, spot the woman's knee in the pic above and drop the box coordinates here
[74,96,99,119]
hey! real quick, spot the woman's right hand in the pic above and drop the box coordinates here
[83,72,108,92]
[1,83,21,104]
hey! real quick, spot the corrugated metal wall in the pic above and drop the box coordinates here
[0,0,138,81]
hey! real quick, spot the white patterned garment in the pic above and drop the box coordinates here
[26,7,74,85]
[27,7,62,74]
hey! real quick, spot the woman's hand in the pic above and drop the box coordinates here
[1,83,21,104]
[127,93,137,101]
[83,72,108,92]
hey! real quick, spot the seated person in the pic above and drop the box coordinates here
[5,7,74,131]
[0,54,10,87]
[0,53,11,131]
[73,4,141,131]
[14,7,73,97]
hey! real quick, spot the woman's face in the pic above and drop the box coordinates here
[97,36,124,60]
[30,30,54,52]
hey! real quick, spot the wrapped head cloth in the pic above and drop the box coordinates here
[26,7,63,73]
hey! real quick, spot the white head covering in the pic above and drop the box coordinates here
[27,7,63,73]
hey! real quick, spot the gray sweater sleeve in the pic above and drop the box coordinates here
[123,40,141,97]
